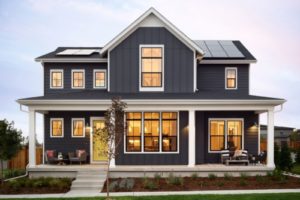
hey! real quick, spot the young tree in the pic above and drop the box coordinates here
[279,143,293,171]
[0,120,23,183]
[95,97,127,199]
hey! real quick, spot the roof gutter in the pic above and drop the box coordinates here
[35,58,108,63]
[199,59,257,64]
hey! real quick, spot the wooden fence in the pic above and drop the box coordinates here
[8,147,43,169]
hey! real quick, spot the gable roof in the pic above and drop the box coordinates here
[100,7,204,55]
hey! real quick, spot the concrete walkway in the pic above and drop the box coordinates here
[0,189,300,198]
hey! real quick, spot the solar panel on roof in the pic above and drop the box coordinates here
[219,41,244,58]
[57,49,99,55]
[205,41,228,57]
[194,40,212,57]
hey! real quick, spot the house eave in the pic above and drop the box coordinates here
[35,58,108,63]
[199,59,257,64]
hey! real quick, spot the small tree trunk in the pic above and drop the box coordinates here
[106,156,110,198]
[1,160,4,184]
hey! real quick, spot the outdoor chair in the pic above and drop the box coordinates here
[68,150,87,165]
[45,150,59,164]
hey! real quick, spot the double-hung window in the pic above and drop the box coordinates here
[72,118,85,138]
[93,69,106,89]
[209,119,243,152]
[72,69,85,89]
[126,112,178,153]
[50,70,63,89]
[225,68,237,89]
[140,46,163,91]
[50,118,64,138]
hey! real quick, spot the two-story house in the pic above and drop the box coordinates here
[18,8,285,177]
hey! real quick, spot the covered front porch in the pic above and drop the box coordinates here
[18,98,284,175]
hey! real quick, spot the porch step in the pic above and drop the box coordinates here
[69,169,107,192]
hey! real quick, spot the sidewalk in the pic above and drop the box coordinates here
[1,189,300,199]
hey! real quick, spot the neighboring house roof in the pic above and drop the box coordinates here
[260,125,295,131]
[260,125,295,138]
[100,7,204,55]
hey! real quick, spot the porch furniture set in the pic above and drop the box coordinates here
[45,150,88,165]
[221,149,267,166]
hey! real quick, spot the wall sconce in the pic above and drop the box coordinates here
[85,122,91,135]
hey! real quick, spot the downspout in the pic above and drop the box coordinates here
[274,104,283,113]
[4,164,29,182]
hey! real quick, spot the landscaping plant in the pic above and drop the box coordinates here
[274,143,280,167]
[296,147,300,164]
[0,120,23,183]
[279,144,293,171]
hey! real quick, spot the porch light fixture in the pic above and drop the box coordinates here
[85,122,91,135]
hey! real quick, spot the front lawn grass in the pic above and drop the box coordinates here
[291,164,300,175]
[2,193,300,200]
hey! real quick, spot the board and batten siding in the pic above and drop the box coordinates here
[115,111,188,165]
[44,111,105,162]
[197,64,249,95]
[195,111,259,164]
[110,27,194,93]
[44,63,107,95]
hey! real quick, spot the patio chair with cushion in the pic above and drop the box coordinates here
[45,150,59,164]
[68,150,87,165]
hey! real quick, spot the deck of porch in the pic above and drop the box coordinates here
[27,164,272,178]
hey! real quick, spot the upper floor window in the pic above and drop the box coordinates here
[93,69,106,89]
[50,118,64,138]
[72,69,85,89]
[50,70,63,89]
[225,68,237,89]
[140,45,164,91]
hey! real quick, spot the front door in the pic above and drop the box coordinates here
[91,118,107,163]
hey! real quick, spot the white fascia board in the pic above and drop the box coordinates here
[35,58,108,63]
[17,99,286,107]
[199,59,257,64]
[100,7,204,55]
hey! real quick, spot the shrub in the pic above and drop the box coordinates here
[240,172,248,179]
[198,181,207,188]
[154,173,162,181]
[143,178,158,190]
[217,181,224,187]
[208,173,217,180]
[271,169,287,182]
[119,178,135,190]
[274,143,280,167]
[8,179,21,190]
[296,147,300,164]
[191,173,198,180]
[239,179,247,186]
[266,171,273,177]
[279,144,293,171]
[109,180,119,192]
[166,173,183,186]
[49,179,61,188]
[224,173,232,180]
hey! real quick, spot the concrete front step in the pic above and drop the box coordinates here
[71,185,102,190]
[72,182,104,187]
[73,179,106,183]
[76,175,106,179]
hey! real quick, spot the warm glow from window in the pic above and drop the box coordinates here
[162,112,177,152]
[226,68,237,89]
[51,119,63,137]
[72,71,84,88]
[72,119,85,137]
[227,120,242,150]
[51,71,62,88]
[144,112,160,152]
[94,71,106,88]
[210,121,225,151]
[141,47,162,87]
[126,112,142,152]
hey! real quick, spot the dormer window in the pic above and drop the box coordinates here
[140,45,164,91]
[50,69,63,89]
[72,69,85,89]
[225,67,237,89]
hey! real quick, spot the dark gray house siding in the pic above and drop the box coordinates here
[44,63,107,95]
[197,64,249,96]
[44,111,105,162]
[110,27,194,93]
[195,111,258,164]
[115,111,189,165]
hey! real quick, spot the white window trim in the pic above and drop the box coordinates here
[50,69,64,89]
[71,69,85,89]
[124,111,179,154]
[208,118,244,153]
[139,45,164,92]
[71,118,85,138]
[50,118,64,138]
[225,67,238,90]
[93,69,107,89]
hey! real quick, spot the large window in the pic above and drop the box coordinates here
[50,70,63,89]
[140,46,163,91]
[93,69,106,89]
[72,70,85,89]
[126,112,178,153]
[225,68,237,89]
[209,119,243,152]
[72,118,85,138]
[50,118,64,138]
[126,112,142,152]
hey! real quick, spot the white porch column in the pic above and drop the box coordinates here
[188,109,196,167]
[28,109,36,167]
[267,108,275,168]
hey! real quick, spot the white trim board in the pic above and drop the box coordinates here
[100,7,204,55]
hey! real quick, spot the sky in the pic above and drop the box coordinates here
[0,0,300,142]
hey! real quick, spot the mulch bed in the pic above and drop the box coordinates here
[0,186,70,194]
[102,176,300,192]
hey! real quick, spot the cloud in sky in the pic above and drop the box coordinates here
[0,0,300,142]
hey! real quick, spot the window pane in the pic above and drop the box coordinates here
[151,48,162,57]
[144,137,159,152]
[142,48,152,57]
[227,120,242,150]
[52,120,62,136]
[73,72,84,87]
[51,72,62,87]
[150,73,161,87]
[227,79,236,88]
[210,120,225,151]
[126,112,141,152]
[73,120,84,136]
[162,137,177,151]
[227,69,236,78]
[162,112,178,152]
[142,59,152,72]
[142,73,152,87]
[95,72,106,87]
[151,59,161,72]
[127,137,141,152]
